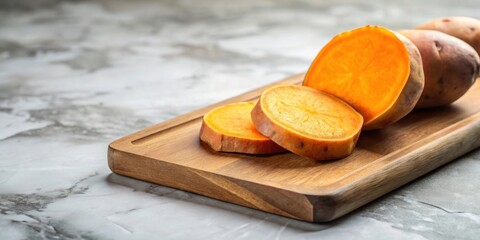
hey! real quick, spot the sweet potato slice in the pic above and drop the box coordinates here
[251,85,363,161]
[200,102,286,154]
[304,26,425,130]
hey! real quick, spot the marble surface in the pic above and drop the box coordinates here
[1,0,480,239]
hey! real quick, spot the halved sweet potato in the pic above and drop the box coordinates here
[200,102,286,154]
[304,25,425,130]
[251,85,363,161]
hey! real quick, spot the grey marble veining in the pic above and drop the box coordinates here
[1,0,480,239]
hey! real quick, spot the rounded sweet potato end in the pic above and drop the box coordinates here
[401,29,480,109]
[200,102,285,154]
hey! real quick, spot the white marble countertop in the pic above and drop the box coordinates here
[1,0,480,239]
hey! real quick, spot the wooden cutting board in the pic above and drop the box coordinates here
[108,73,480,222]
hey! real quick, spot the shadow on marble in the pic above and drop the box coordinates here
[105,173,353,232]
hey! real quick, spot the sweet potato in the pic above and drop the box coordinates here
[251,85,363,161]
[304,25,425,130]
[399,30,480,108]
[200,102,285,154]
[417,16,480,56]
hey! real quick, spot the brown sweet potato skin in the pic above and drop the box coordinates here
[417,16,480,57]
[399,30,480,108]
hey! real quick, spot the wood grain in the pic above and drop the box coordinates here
[108,73,480,222]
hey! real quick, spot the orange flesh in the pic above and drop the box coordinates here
[204,102,268,140]
[304,26,411,123]
[262,85,363,140]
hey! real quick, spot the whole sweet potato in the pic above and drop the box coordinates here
[417,16,480,56]
[399,29,480,108]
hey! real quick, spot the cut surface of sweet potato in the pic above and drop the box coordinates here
[304,25,424,130]
[251,85,363,161]
[200,102,285,154]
